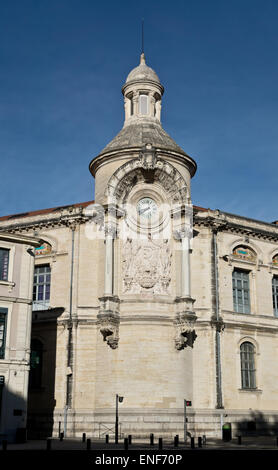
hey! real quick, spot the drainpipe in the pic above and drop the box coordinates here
[212,228,223,410]
[64,224,76,436]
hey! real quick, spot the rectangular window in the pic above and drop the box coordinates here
[0,308,8,360]
[0,249,9,281]
[33,265,51,311]
[273,276,278,317]
[233,269,250,314]
[139,94,148,115]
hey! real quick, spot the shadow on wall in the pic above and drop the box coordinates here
[0,386,27,443]
[27,308,63,440]
[237,411,278,436]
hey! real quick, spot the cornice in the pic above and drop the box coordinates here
[89,146,197,178]
[193,212,278,242]
[0,212,88,233]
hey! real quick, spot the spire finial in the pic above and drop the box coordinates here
[141,18,144,55]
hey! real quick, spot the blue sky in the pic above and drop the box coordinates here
[1,0,277,222]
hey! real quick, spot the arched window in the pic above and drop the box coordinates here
[240,342,256,389]
[139,94,148,115]
[29,339,43,389]
[272,254,278,266]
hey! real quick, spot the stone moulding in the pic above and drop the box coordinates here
[97,295,120,349]
[174,296,197,350]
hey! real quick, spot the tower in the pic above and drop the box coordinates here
[89,54,198,437]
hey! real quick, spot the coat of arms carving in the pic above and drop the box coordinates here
[122,238,172,294]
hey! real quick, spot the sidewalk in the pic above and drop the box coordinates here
[3,435,278,451]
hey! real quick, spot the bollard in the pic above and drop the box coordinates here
[2,440,7,451]
[150,433,154,446]
[86,438,91,450]
[198,436,202,448]
[124,437,128,451]
[59,432,64,442]
[82,433,86,443]
[46,438,51,451]
[174,435,179,447]
[106,434,109,444]
[128,435,132,445]
[190,437,195,449]
[237,435,242,445]
[158,437,163,450]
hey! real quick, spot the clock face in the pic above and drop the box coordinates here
[137,197,158,219]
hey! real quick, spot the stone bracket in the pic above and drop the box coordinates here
[174,297,197,350]
[97,295,120,349]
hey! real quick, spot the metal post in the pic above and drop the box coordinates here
[106,434,109,444]
[128,435,132,445]
[59,432,64,442]
[238,435,242,445]
[174,435,179,447]
[198,436,202,448]
[115,394,119,444]
[158,437,163,450]
[190,437,195,449]
[124,437,128,450]
[150,433,154,445]
[82,433,86,443]
[86,438,91,450]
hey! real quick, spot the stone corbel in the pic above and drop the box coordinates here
[174,297,197,350]
[210,315,225,332]
[97,295,120,349]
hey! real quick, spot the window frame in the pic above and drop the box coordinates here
[272,275,278,317]
[232,268,251,314]
[240,341,256,390]
[0,308,8,360]
[0,248,9,282]
[139,93,149,115]
[33,264,51,311]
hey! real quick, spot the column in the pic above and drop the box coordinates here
[180,231,192,298]
[104,231,114,296]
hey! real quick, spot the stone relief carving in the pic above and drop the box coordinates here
[122,238,172,294]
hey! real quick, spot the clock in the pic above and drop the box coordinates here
[137,197,158,219]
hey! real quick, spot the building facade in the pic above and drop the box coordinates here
[0,231,42,442]
[0,54,278,439]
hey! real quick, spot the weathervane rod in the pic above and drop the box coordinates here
[141,18,144,54]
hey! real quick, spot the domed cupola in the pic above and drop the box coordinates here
[122,53,164,124]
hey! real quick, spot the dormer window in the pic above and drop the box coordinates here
[139,94,148,115]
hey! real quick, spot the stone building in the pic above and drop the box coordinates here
[0,53,278,439]
[0,231,42,442]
